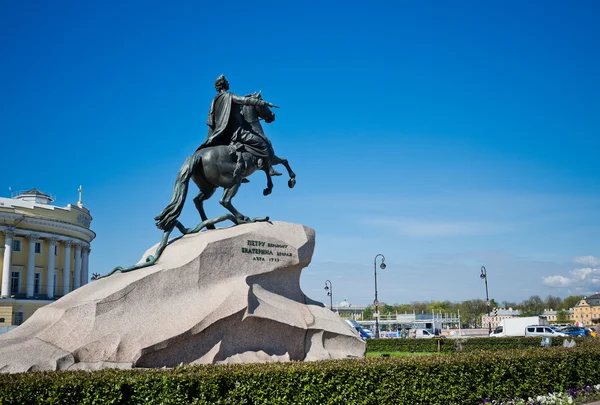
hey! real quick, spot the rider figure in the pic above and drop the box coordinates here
[198,75,278,182]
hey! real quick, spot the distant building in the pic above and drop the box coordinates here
[484,307,521,329]
[542,308,574,324]
[573,293,600,326]
[0,188,95,327]
[483,307,575,329]
[330,299,366,319]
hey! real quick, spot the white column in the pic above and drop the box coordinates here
[62,240,72,296]
[73,243,82,289]
[26,234,39,298]
[81,247,90,286]
[1,228,15,298]
[47,238,57,299]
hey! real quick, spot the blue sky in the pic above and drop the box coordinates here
[1,1,599,306]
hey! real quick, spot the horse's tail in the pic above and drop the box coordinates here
[154,153,201,231]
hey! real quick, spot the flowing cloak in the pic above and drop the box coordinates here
[196,92,272,159]
[197,92,236,151]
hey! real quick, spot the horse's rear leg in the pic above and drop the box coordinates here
[220,184,249,222]
[272,155,296,188]
[193,187,216,229]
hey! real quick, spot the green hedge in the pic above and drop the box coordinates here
[367,336,574,353]
[1,342,600,404]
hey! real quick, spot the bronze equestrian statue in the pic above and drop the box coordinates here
[106,75,296,276]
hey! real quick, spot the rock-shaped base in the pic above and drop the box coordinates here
[0,222,365,372]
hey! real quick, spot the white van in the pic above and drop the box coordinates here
[524,325,568,337]
[409,329,435,339]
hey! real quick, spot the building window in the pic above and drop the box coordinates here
[34,273,41,295]
[10,271,20,294]
[35,242,42,254]
[0,318,5,323]
[54,245,58,256]
[13,312,24,326]
[13,240,21,252]
[54,274,57,296]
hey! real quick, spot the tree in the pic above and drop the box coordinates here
[362,306,373,320]
[460,299,488,328]
[521,295,544,316]
[411,301,429,314]
[556,310,570,323]
[561,295,582,310]
[502,301,518,309]
[428,301,447,313]
[394,303,412,313]
[545,295,563,311]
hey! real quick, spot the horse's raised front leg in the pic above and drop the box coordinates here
[272,155,296,188]
[263,169,273,196]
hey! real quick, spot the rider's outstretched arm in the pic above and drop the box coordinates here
[231,94,276,108]
[232,94,263,106]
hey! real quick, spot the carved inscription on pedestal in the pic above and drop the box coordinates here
[241,239,294,262]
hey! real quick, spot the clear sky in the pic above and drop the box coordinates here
[1,1,599,306]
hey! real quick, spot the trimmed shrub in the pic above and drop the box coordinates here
[0,341,599,404]
[367,336,574,353]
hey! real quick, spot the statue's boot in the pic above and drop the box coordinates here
[232,151,246,184]
[269,167,282,176]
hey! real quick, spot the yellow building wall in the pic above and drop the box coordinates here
[11,266,25,294]
[7,204,91,229]
[0,302,50,325]
[0,304,12,326]
[0,236,78,296]
[17,302,46,322]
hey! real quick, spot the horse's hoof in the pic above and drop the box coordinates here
[263,188,272,196]
[237,216,250,224]
[288,178,296,188]
[251,216,269,223]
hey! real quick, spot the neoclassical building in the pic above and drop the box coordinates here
[0,188,95,327]
[573,294,600,326]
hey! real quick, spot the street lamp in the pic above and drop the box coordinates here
[480,265,491,335]
[324,280,333,310]
[374,254,386,338]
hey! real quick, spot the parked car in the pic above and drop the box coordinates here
[345,319,372,339]
[524,325,568,337]
[561,326,590,337]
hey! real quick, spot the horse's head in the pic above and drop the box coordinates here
[246,91,275,124]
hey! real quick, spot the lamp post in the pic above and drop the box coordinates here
[480,265,491,335]
[324,280,333,311]
[373,254,386,338]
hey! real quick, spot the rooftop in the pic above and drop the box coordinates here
[12,188,55,205]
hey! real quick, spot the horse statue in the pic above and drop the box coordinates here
[103,93,296,276]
